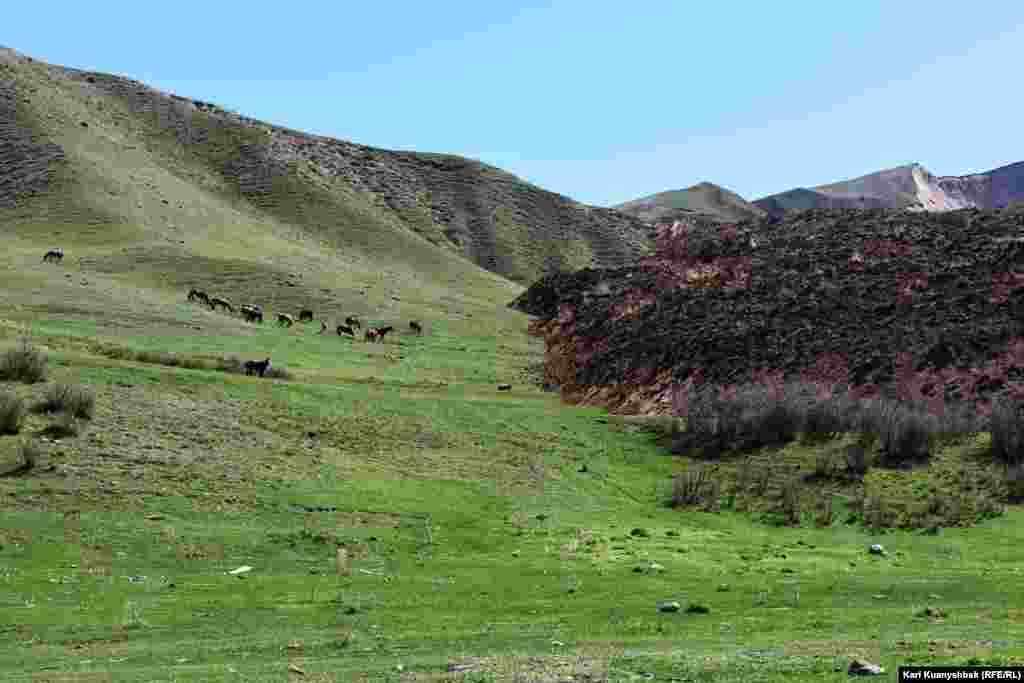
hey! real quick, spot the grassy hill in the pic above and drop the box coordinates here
[3,46,1024,682]
[614,182,766,224]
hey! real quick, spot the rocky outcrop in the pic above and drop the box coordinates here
[512,207,1024,417]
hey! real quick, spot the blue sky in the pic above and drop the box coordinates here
[9,1,1023,206]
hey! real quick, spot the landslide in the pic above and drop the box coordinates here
[511,207,1024,414]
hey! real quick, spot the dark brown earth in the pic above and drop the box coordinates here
[511,206,1024,417]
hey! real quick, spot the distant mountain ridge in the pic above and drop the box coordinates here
[616,161,1024,223]
[754,161,1024,217]
[613,181,766,224]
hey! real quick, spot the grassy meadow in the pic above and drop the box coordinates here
[1,51,1023,682]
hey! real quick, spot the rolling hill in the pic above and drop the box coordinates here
[0,44,653,330]
[613,181,766,224]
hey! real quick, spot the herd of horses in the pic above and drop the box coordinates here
[187,287,424,348]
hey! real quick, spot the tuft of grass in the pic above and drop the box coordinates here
[0,338,48,383]
[0,391,26,435]
[31,383,95,420]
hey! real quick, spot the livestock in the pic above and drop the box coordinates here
[241,307,263,323]
[209,296,234,313]
[337,324,355,338]
[344,316,361,330]
[318,321,327,334]
[299,309,314,323]
[364,328,378,343]
[409,320,423,335]
[277,313,295,327]
[188,289,210,305]
[244,357,271,378]
[374,326,394,342]
[42,248,64,263]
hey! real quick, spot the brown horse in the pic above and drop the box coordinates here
[244,357,271,377]
[209,296,234,313]
[364,328,378,343]
[375,326,394,343]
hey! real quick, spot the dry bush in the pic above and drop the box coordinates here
[32,383,95,419]
[989,397,1024,466]
[0,339,47,383]
[0,391,25,435]
[860,399,934,467]
[1004,463,1024,503]
[669,467,719,509]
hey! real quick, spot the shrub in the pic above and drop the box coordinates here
[0,391,25,435]
[862,400,934,467]
[1004,463,1024,503]
[671,382,801,456]
[845,443,871,477]
[989,397,1024,466]
[0,338,47,383]
[669,468,718,509]
[32,384,95,420]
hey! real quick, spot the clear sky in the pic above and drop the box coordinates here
[8,1,1023,207]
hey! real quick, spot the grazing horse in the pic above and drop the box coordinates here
[409,320,423,335]
[299,309,314,323]
[277,313,295,327]
[344,316,361,330]
[364,328,378,343]
[318,321,327,334]
[241,306,263,323]
[209,296,233,313]
[337,324,355,338]
[188,289,210,306]
[42,248,64,263]
[374,326,394,343]
[243,357,271,377]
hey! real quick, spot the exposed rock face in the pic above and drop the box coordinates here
[756,162,1024,218]
[0,63,65,209]
[511,207,1024,418]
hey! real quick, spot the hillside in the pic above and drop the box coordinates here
[0,45,652,311]
[512,206,1024,418]
[755,162,1024,217]
[614,181,766,224]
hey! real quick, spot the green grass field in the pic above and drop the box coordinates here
[2,52,1024,682]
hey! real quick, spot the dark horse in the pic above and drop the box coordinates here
[374,326,394,343]
[43,248,64,263]
[337,325,356,338]
[409,320,423,335]
[345,316,361,330]
[241,308,263,323]
[299,309,314,323]
[244,357,271,378]
[188,289,210,306]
